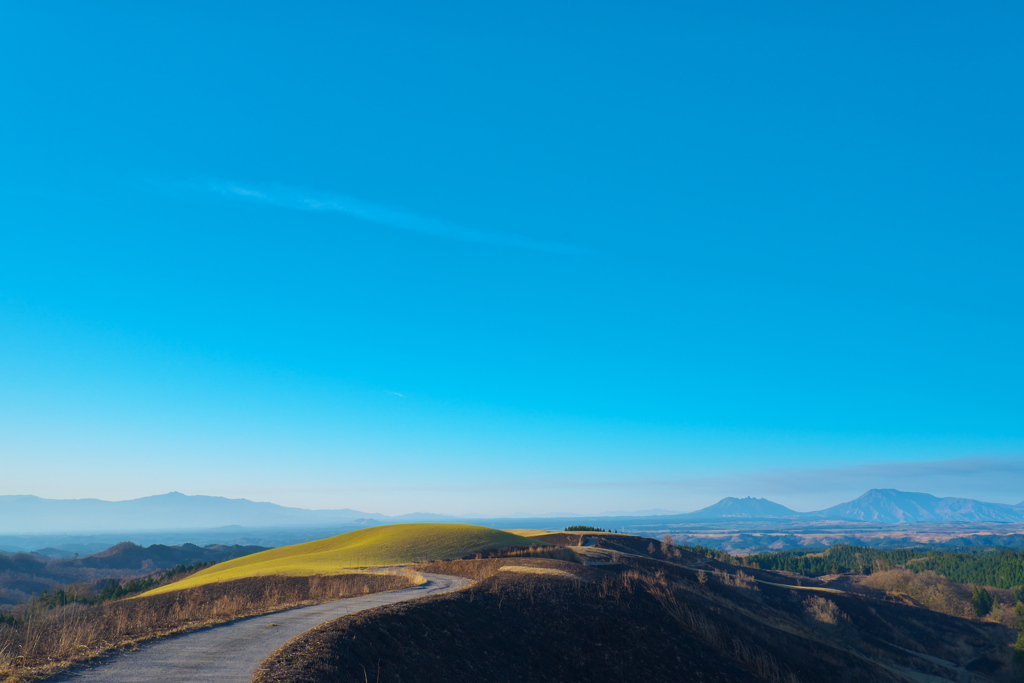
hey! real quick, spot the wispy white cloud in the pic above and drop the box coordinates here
[202,180,589,256]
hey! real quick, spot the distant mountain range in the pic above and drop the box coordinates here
[810,489,1024,524]
[0,493,387,533]
[683,489,1024,524]
[3,489,1024,534]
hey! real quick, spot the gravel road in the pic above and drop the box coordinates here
[50,573,469,682]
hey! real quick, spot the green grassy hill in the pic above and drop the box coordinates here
[142,524,543,596]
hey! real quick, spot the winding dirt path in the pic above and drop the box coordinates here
[50,573,468,683]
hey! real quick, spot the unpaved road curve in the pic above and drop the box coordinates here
[51,573,469,683]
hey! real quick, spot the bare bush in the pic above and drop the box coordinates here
[803,595,844,625]
[988,599,1021,628]
[713,569,760,592]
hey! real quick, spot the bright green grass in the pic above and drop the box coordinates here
[142,523,544,596]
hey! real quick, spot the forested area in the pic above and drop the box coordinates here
[746,545,1024,592]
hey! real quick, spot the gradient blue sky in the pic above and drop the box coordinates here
[2,2,1022,515]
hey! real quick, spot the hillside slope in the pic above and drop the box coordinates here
[255,551,1014,683]
[143,524,542,596]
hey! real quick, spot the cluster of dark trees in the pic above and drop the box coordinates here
[683,544,737,564]
[746,544,1024,591]
[563,525,614,532]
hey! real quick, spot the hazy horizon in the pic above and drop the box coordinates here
[6,470,1024,519]
[2,3,1021,517]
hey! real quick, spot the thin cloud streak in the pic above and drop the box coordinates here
[204,180,590,256]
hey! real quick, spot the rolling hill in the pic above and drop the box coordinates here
[0,541,265,610]
[143,524,543,596]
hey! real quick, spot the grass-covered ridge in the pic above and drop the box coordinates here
[143,524,543,596]
[502,529,556,538]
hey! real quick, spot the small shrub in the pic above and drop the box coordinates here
[712,569,759,592]
[1014,630,1024,666]
[804,595,843,625]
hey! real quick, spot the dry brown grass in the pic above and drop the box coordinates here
[255,553,1013,683]
[636,570,799,683]
[713,568,760,591]
[496,566,575,578]
[479,545,580,562]
[413,552,588,583]
[255,562,776,683]
[853,568,1024,630]
[0,571,417,682]
[857,568,975,619]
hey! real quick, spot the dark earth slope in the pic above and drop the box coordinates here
[256,554,1015,683]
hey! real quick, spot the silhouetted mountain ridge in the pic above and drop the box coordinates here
[0,493,385,533]
[685,496,799,519]
[676,489,1024,523]
[4,489,1024,533]
[812,489,1024,523]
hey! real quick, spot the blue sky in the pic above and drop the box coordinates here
[1,2,1021,514]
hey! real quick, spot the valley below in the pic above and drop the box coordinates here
[1,523,1023,682]
[5,491,1024,681]
[641,521,1024,555]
